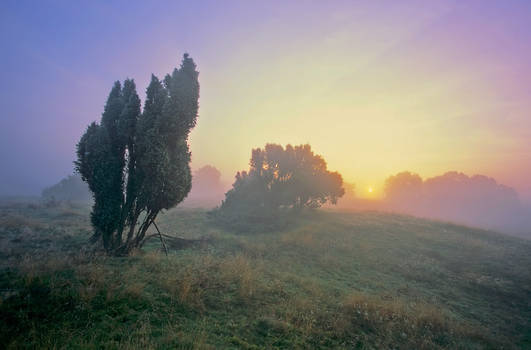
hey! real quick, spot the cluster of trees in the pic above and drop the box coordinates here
[76,54,199,255]
[216,144,344,228]
[42,174,91,202]
[384,171,529,234]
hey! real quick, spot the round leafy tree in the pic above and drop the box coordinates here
[219,144,345,224]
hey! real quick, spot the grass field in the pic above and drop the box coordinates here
[0,200,530,349]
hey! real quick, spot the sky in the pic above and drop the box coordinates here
[1,0,530,200]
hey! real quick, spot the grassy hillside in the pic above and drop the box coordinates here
[0,201,530,349]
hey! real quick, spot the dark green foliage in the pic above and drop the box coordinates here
[216,144,345,231]
[75,54,200,255]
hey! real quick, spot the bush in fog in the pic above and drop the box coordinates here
[215,144,344,230]
[41,174,91,202]
[75,54,199,255]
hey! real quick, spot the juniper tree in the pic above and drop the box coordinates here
[75,54,199,255]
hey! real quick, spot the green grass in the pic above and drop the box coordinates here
[0,201,530,349]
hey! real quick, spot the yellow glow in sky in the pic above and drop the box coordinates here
[184,3,531,199]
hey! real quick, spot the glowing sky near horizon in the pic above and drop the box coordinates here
[1,1,530,199]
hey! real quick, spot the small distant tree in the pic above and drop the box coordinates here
[192,165,223,193]
[182,165,226,207]
[75,54,199,255]
[42,174,91,202]
[384,171,423,203]
[219,144,344,221]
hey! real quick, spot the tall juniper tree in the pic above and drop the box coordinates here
[75,54,199,255]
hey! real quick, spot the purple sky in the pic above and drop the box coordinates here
[1,1,531,199]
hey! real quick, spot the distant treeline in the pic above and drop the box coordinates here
[43,167,530,237]
[338,171,531,237]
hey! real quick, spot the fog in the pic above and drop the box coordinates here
[40,166,530,237]
[181,165,228,208]
[37,165,229,208]
[337,171,531,237]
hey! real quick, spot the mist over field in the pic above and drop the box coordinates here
[1,1,531,348]
[40,167,531,238]
[337,171,531,238]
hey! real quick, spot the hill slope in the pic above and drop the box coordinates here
[0,201,530,348]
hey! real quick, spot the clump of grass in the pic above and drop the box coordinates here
[281,226,318,249]
[219,254,257,299]
[151,253,261,311]
[330,293,499,349]
[0,214,45,233]
[172,261,208,310]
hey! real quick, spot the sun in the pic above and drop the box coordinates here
[368,187,374,193]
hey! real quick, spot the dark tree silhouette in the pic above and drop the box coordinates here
[219,144,344,219]
[75,54,199,255]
